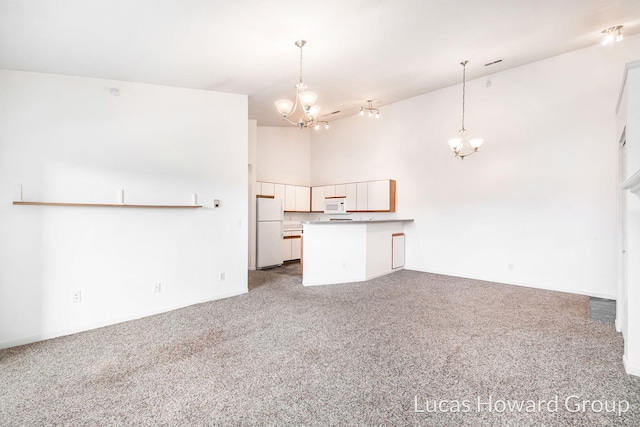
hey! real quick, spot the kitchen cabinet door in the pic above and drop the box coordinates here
[311,187,324,212]
[367,179,396,212]
[345,183,357,211]
[261,182,275,196]
[291,236,302,260]
[274,183,285,204]
[295,186,310,212]
[392,233,405,269]
[284,185,296,211]
[282,232,292,261]
[367,180,390,211]
[323,185,336,198]
[356,182,368,211]
[335,184,346,197]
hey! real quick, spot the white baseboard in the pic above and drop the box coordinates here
[405,267,616,299]
[0,288,248,350]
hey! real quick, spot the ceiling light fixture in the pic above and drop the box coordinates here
[601,25,623,45]
[275,40,329,130]
[359,100,380,118]
[447,61,484,160]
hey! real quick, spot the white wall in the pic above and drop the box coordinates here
[248,120,257,270]
[0,70,248,348]
[619,63,640,376]
[310,36,640,298]
[256,126,311,186]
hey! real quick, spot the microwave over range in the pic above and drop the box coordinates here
[324,197,347,214]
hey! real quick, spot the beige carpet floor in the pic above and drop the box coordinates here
[1,269,639,426]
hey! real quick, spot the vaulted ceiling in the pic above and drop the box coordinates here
[1,0,638,126]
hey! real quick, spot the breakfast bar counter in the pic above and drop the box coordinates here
[301,219,413,286]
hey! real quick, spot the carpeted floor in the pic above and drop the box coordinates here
[1,270,639,426]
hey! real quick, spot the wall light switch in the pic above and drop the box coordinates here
[214,199,221,208]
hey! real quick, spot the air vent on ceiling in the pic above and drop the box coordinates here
[484,59,503,67]
[328,110,341,115]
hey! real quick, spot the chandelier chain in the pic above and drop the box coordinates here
[299,43,304,85]
[461,60,467,132]
[447,60,483,159]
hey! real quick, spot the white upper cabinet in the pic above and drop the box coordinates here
[284,185,296,211]
[354,180,396,212]
[324,185,336,198]
[274,183,285,204]
[356,182,368,211]
[310,185,336,211]
[295,186,310,212]
[259,180,395,213]
[257,182,312,212]
[345,183,357,211]
[311,186,325,212]
[367,180,391,211]
[261,182,275,196]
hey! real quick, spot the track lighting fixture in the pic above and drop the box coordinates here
[359,100,380,118]
[601,25,623,46]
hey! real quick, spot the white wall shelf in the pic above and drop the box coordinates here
[13,201,202,208]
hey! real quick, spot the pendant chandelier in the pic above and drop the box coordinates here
[275,40,329,130]
[447,61,484,159]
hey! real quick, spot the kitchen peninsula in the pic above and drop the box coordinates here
[301,219,413,286]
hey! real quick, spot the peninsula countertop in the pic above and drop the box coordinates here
[302,219,414,225]
[302,218,411,286]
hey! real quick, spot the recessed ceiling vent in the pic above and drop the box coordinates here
[328,110,341,115]
[484,59,503,67]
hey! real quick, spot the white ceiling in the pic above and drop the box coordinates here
[1,0,639,126]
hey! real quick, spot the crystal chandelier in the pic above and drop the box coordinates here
[275,40,329,130]
[447,61,484,159]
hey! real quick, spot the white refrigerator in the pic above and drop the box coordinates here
[256,197,284,269]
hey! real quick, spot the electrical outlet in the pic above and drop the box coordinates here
[219,272,225,281]
[72,290,81,303]
[154,282,161,293]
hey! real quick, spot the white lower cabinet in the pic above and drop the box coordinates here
[283,232,302,261]
[392,233,405,269]
[291,236,302,260]
[282,232,292,261]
